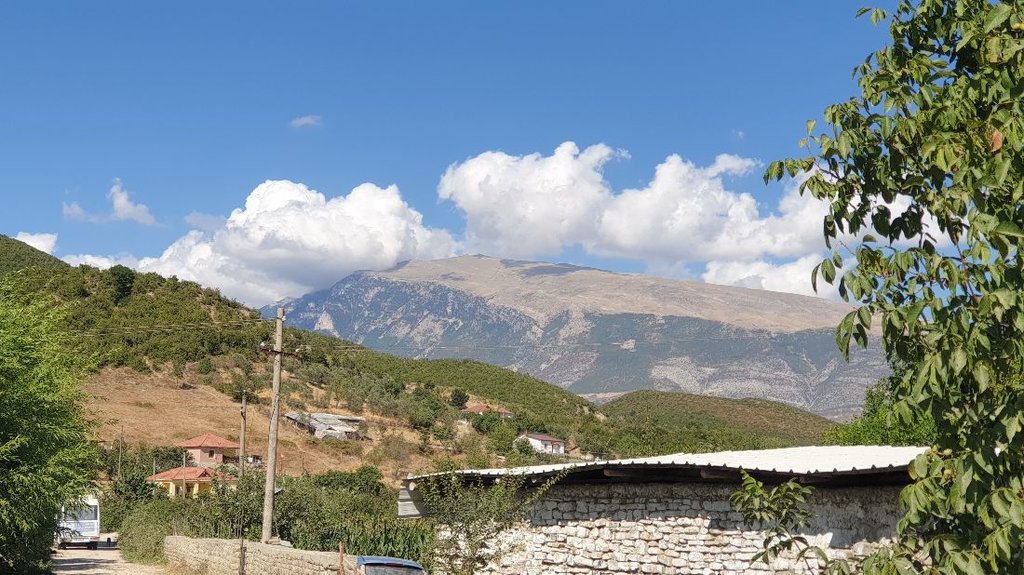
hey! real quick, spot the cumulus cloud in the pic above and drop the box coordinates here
[95,180,458,304]
[63,179,156,225]
[439,142,833,295]
[15,232,58,254]
[290,115,323,128]
[702,254,840,299]
[62,253,139,269]
[439,142,623,258]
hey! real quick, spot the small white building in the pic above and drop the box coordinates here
[400,445,927,574]
[515,432,565,455]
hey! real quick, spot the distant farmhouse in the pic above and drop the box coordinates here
[286,411,365,440]
[177,433,239,468]
[400,445,925,574]
[516,432,565,455]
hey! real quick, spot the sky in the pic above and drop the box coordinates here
[0,2,894,306]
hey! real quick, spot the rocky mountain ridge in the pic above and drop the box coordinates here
[270,255,889,420]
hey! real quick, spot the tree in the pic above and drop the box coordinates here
[449,388,469,409]
[0,291,94,572]
[824,371,936,447]
[109,264,135,305]
[761,1,1024,571]
[417,469,562,575]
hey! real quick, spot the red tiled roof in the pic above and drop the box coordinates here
[146,466,235,482]
[176,433,239,449]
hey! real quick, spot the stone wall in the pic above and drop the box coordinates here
[479,482,902,575]
[164,536,355,575]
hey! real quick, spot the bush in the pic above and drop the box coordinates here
[448,388,469,409]
[119,499,185,563]
[196,357,214,374]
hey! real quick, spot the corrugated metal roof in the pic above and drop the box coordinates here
[420,445,926,479]
[398,445,928,518]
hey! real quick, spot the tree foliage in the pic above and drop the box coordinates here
[0,291,94,573]
[418,470,562,575]
[825,371,937,447]
[762,0,1024,571]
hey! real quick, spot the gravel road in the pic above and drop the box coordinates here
[50,535,177,575]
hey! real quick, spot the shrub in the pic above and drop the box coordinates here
[119,499,186,563]
[448,388,469,409]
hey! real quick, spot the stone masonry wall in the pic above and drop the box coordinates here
[479,482,902,575]
[164,536,355,575]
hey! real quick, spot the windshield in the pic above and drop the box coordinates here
[62,505,98,522]
[363,566,425,575]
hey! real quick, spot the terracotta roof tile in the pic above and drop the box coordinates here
[146,466,235,482]
[176,433,239,449]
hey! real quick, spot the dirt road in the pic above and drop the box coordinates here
[50,537,176,575]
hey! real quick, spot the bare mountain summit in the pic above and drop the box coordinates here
[271,255,888,420]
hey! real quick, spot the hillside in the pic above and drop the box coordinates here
[272,255,889,419]
[0,234,68,278]
[603,390,834,448]
[1,236,834,471]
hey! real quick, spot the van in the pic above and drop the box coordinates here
[56,494,100,550]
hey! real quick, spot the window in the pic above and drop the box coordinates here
[208,450,214,458]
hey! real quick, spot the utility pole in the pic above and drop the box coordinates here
[239,394,247,481]
[260,307,285,543]
[238,394,248,575]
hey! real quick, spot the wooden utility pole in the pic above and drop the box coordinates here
[260,307,285,543]
[239,394,247,481]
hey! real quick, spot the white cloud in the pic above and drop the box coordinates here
[14,232,58,254]
[439,142,623,258]
[62,253,138,269]
[702,254,840,299]
[290,115,323,128]
[102,180,458,304]
[62,179,155,225]
[440,142,827,269]
[108,180,155,225]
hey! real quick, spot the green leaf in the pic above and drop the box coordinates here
[992,221,1024,239]
[984,3,1012,33]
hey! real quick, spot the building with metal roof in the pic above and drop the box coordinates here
[399,445,926,574]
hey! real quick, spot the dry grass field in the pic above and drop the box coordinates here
[84,367,435,483]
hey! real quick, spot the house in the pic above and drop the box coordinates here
[399,445,927,574]
[146,466,236,498]
[516,432,565,455]
[285,411,365,440]
[176,433,239,468]
[462,405,515,419]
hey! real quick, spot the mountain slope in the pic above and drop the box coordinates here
[0,234,68,278]
[275,255,889,419]
[0,239,834,467]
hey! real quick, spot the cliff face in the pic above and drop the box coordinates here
[270,255,888,420]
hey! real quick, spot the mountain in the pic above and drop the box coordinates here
[0,237,834,466]
[271,255,889,420]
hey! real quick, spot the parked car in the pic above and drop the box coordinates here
[56,494,100,550]
[351,555,427,575]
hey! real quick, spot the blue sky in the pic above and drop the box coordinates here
[0,2,892,305]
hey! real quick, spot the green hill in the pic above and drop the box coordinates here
[2,238,831,463]
[0,234,68,278]
[603,390,833,450]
